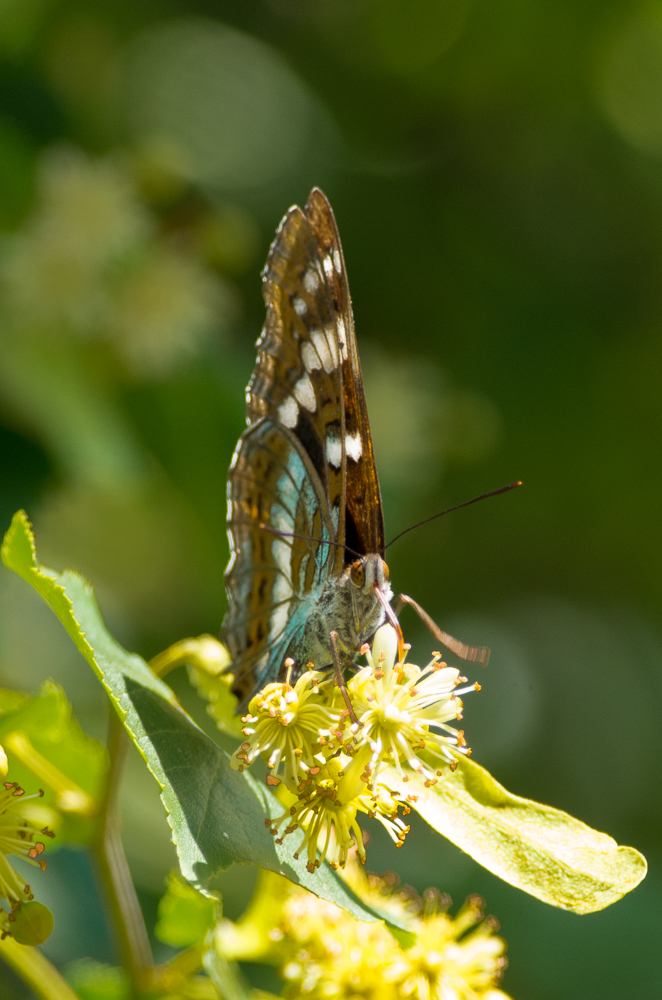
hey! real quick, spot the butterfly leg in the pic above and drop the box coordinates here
[329,631,361,728]
[391,594,490,666]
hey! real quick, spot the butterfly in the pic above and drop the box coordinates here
[222,189,488,707]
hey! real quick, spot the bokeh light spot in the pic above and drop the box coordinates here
[123,19,322,193]
[599,4,662,157]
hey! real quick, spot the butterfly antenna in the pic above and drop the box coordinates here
[258,523,362,560]
[384,481,522,551]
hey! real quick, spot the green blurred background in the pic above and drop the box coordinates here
[1,0,661,996]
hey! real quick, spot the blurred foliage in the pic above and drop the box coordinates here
[154,873,216,949]
[0,680,106,846]
[0,0,660,997]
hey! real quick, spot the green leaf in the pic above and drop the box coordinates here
[155,872,216,947]
[398,755,647,914]
[0,679,107,846]
[1,511,380,923]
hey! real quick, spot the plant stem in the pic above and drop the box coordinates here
[0,935,79,1000]
[91,707,153,991]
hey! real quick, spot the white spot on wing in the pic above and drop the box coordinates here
[326,432,342,469]
[346,432,363,462]
[302,341,321,372]
[311,329,335,372]
[273,574,293,604]
[293,296,306,316]
[303,268,320,293]
[278,396,298,428]
[336,317,348,359]
[273,539,292,579]
[294,373,316,412]
[323,327,340,371]
[323,255,334,278]
[333,249,342,273]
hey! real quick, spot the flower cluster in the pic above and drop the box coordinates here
[214,866,510,1000]
[230,625,479,873]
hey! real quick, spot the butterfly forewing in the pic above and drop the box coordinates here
[305,189,385,558]
[248,202,347,563]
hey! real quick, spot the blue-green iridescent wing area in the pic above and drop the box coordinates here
[222,417,336,703]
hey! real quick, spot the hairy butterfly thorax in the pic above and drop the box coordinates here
[222,189,488,708]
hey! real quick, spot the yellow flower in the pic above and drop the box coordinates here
[231,671,342,793]
[214,867,512,1000]
[279,886,400,1000]
[349,625,478,789]
[396,893,509,1000]
[268,759,367,873]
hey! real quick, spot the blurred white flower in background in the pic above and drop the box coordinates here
[111,242,231,377]
[0,145,234,378]
[3,147,147,334]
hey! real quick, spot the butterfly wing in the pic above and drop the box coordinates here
[305,189,385,558]
[247,198,347,567]
[223,189,385,699]
[224,417,336,703]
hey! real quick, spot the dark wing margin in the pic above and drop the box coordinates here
[305,188,385,559]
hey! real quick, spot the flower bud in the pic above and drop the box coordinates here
[10,901,54,946]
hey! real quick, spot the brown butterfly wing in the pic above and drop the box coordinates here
[247,200,347,570]
[305,188,385,558]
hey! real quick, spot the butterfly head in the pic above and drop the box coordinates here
[349,554,392,601]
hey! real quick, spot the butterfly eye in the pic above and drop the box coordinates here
[381,560,390,580]
[350,561,365,587]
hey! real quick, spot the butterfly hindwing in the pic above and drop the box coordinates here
[224,418,336,702]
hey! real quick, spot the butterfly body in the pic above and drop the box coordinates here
[311,553,392,665]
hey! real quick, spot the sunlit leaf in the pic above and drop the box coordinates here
[397,756,647,914]
[0,510,381,923]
